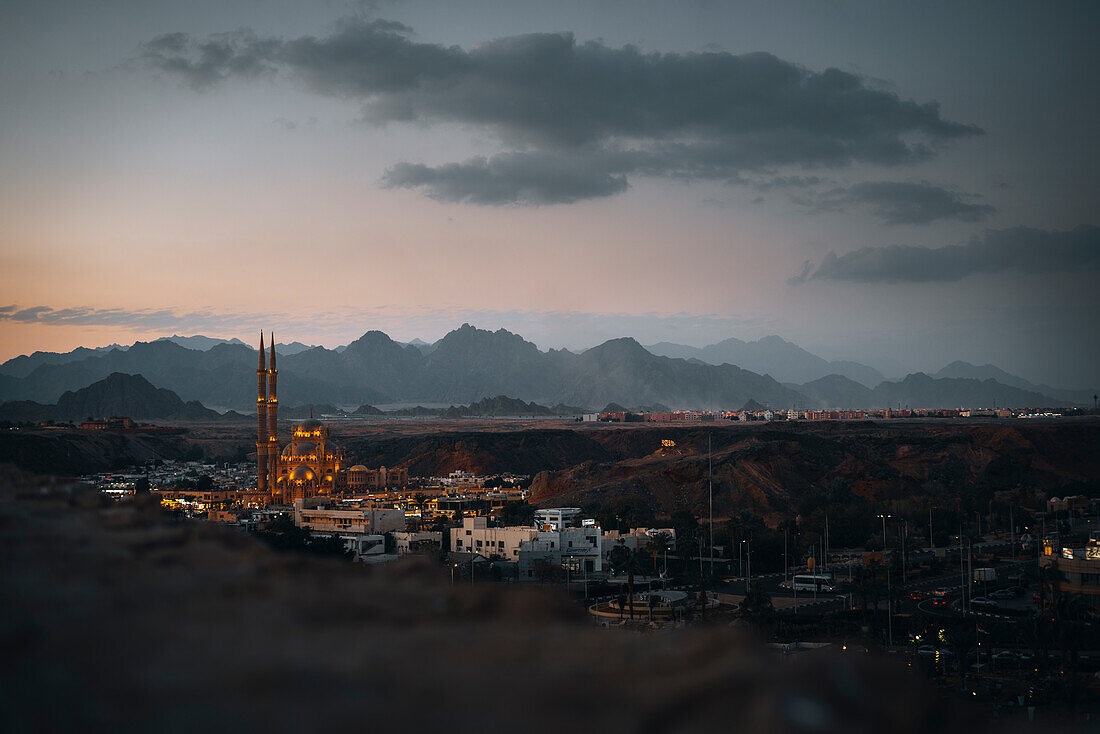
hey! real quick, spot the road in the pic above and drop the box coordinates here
[715,553,1029,618]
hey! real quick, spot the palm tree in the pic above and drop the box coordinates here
[645,532,671,577]
[609,542,646,620]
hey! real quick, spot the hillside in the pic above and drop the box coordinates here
[871,373,1064,410]
[0,372,220,423]
[934,361,1093,406]
[647,336,886,387]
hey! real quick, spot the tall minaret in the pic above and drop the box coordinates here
[267,333,279,497]
[256,331,268,494]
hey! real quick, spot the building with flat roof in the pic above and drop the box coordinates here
[534,507,582,530]
[293,497,405,536]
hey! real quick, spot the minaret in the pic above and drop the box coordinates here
[267,333,279,497]
[256,331,268,494]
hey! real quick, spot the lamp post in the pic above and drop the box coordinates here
[877,514,892,552]
[708,432,714,578]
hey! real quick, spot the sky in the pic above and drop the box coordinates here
[1,0,1097,388]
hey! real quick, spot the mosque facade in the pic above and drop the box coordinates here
[251,332,344,505]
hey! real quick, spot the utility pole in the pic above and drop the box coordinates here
[902,519,907,586]
[783,529,788,583]
[959,527,966,613]
[878,514,891,551]
[708,432,714,579]
[886,567,893,648]
[1010,507,1015,560]
[929,507,934,549]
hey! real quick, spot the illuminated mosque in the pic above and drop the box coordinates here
[254,332,344,505]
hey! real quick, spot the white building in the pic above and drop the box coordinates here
[452,516,539,560]
[393,530,442,555]
[451,515,604,577]
[293,498,406,535]
[518,525,602,578]
[534,507,582,530]
[342,534,386,561]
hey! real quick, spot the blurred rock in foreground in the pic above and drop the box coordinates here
[0,466,1016,733]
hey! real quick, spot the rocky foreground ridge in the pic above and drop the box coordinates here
[0,466,1008,733]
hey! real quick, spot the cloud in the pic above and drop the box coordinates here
[139,18,982,204]
[0,304,775,354]
[382,152,629,205]
[829,180,994,225]
[790,225,1100,284]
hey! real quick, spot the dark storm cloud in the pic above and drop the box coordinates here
[382,152,629,205]
[790,225,1100,284]
[833,181,995,225]
[140,30,277,89]
[140,18,982,204]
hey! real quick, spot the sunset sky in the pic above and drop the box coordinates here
[1,1,1097,388]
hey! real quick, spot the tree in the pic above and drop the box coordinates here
[943,620,977,692]
[671,510,699,572]
[498,500,535,527]
[609,542,646,619]
[133,476,150,494]
[739,581,776,636]
[645,531,672,576]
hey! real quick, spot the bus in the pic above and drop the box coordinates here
[792,574,835,593]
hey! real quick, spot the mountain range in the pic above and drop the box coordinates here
[646,335,887,387]
[0,325,1083,412]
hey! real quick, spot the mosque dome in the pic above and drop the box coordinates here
[297,418,324,432]
[283,442,317,457]
[290,466,315,482]
[349,464,368,472]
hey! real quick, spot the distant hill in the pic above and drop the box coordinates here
[439,395,582,418]
[646,335,886,387]
[871,373,1065,410]
[791,375,873,409]
[0,373,220,422]
[788,371,1066,410]
[280,403,345,419]
[156,334,318,355]
[934,361,1093,406]
[155,335,246,351]
[0,344,126,379]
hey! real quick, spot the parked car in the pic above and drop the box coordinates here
[989,589,1015,600]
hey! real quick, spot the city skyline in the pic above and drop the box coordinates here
[1,1,1097,389]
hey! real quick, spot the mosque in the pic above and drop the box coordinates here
[252,332,345,505]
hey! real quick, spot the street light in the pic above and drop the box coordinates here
[877,514,892,649]
[877,514,892,551]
